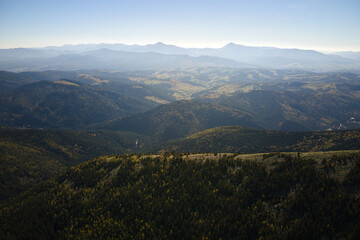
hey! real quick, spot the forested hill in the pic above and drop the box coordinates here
[2,126,358,202]
[1,152,359,239]
[198,86,360,131]
[95,100,261,141]
[0,80,157,129]
[0,128,150,201]
[155,126,360,153]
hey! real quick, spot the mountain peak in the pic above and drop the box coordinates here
[224,42,238,48]
[145,42,170,48]
[154,42,167,46]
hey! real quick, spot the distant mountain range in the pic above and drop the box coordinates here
[1,42,359,72]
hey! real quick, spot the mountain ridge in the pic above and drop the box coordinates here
[1,42,359,72]
[154,125,360,153]
[94,100,262,142]
[1,150,359,239]
[0,80,158,129]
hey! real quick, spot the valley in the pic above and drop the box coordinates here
[1,68,359,132]
[2,0,360,238]
[0,62,359,239]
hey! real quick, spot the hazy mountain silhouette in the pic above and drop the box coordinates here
[1,43,359,72]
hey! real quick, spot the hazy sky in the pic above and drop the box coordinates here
[0,0,359,51]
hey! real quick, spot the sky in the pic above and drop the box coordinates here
[0,0,359,52]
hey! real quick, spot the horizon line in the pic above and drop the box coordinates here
[1,42,359,53]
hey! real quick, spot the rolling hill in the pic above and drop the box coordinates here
[154,126,360,153]
[1,69,359,132]
[200,87,360,131]
[95,100,261,141]
[0,71,41,93]
[0,80,158,129]
[0,128,150,201]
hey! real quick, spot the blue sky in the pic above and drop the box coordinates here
[0,0,359,51]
